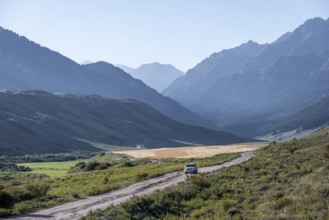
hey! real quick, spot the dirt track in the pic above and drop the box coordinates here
[9,152,255,220]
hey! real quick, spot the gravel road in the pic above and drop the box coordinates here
[8,152,254,220]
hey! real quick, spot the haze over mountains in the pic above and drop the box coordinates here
[0,26,215,129]
[117,62,183,92]
[223,95,329,137]
[164,17,329,136]
[0,90,252,155]
[0,17,328,156]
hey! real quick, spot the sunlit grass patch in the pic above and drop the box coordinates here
[1,151,238,216]
[17,160,84,177]
[84,127,329,220]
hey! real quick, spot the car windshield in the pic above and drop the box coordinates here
[186,164,196,167]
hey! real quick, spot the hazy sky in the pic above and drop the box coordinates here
[0,0,328,72]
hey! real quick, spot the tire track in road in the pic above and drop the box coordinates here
[9,152,254,220]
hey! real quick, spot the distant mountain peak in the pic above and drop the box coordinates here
[246,40,256,44]
[88,61,114,67]
[148,61,162,65]
[81,60,94,65]
[138,62,176,69]
[127,62,184,92]
[86,61,127,73]
[294,17,328,37]
[116,64,135,73]
[303,17,326,26]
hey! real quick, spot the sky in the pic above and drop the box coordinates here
[0,1,328,72]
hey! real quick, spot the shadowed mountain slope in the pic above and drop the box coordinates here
[222,95,329,137]
[0,90,253,155]
[0,27,215,129]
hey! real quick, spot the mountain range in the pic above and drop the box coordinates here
[1,17,328,156]
[163,17,329,136]
[0,26,215,129]
[222,94,329,137]
[0,90,252,155]
[117,62,183,92]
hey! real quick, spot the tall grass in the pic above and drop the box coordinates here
[84,128,329,219]
[0,152,238,216]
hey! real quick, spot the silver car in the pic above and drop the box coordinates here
[184,162,198,174]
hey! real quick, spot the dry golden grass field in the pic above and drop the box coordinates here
[113,143,267,159]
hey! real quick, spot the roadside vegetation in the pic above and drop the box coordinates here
[84,128,329,220]
[0,150,238,217]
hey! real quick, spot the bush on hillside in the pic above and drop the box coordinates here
[26,183,50,198]
[189,174,211,190]
[135,172,149,181]
[121,161,135,167]
[70,161,113,172]
[85,162,101,171]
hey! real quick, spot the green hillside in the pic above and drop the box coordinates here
[85,128,329,219]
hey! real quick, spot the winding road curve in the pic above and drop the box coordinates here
[9,152,254,220]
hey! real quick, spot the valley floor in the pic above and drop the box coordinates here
[114,143,266,159]
[84,128,329,219]
[7,153,254,220]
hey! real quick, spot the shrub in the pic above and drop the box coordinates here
[103,177,109,184]
[70,161,112,172]
[85,162,101,171]
[26,183,50,198]
[76,162,86,169]
[0,191,15,209]
[9,188,35,202]
[0,208,12,217]
[71,193,80,199]
[221,199,237,212]
[136,172,149,181]
[122,161,135,167]
[228,207,241,217]
[189,174,211,190]
[273,198,291,210]
[97,164,108,170]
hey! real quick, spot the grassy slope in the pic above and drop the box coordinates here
[0,152,238,216]
[84,128,329,220]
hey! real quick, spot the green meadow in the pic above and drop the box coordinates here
[17,160,85,177]
[0,151,238,217]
